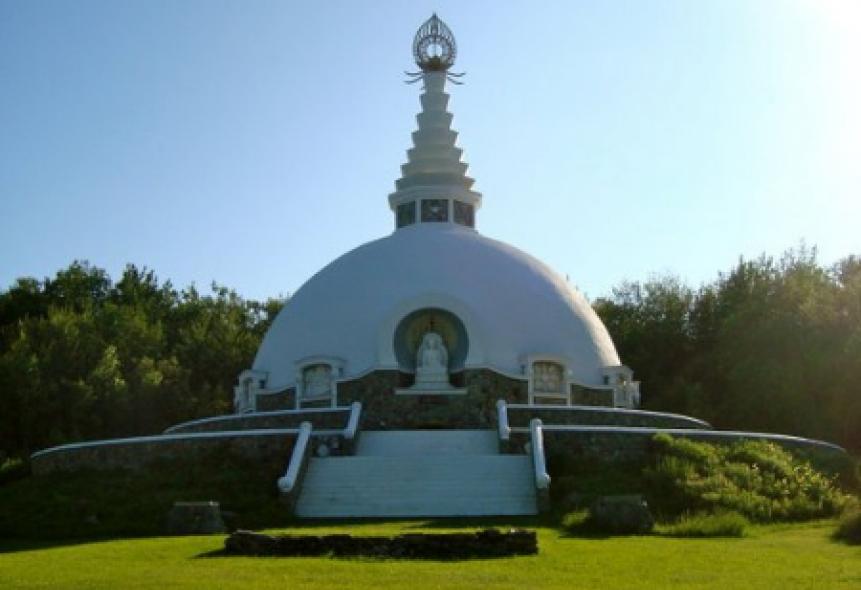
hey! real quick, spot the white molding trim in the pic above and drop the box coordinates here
[234,369,269,414]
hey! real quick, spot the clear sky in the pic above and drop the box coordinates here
[1,0,859,301]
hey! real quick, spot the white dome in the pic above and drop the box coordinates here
[253,223,621,390]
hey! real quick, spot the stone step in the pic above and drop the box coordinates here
[295,498,537,518]
[302,455,533,481]
[356,430,499,456]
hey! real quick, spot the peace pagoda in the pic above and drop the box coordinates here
[233,14,641,425]
[31,15,843,520]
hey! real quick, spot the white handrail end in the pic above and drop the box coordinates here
[278,421,312,494]
[344,401,362,441]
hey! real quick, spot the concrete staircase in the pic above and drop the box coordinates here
[294,430,537,518]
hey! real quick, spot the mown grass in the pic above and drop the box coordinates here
[0,519,859,589]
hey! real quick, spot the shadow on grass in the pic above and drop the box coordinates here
[193,547,533,562]
[0,536,149,555]
[261,515,546,531]
[402,515,544,530]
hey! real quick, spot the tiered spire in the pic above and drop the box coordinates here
[389,15,481,230]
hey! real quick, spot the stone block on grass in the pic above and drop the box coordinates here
[166,501,227,535]
[588,495,654,534]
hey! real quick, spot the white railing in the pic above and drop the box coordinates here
[277,421,312,494]
[343,401,362,453]
[164,406,351,434]
[529,418,551,491]
[30,428,304,458]
[497,399,511,442]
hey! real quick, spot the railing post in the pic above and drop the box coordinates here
[497,399,511,452]
[277,421,313,511]
[343,401,362,455]
[529,418,551,512]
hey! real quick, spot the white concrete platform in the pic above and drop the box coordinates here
[295,430,537,518]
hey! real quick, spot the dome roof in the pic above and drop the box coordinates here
[253,223,621,390]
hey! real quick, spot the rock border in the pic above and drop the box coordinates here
[224,528,538,558]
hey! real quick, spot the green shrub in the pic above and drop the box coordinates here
[644,435,846,522]
[665,511,749,537]
[833,498,861,545]
[560,509,589,533]
[0,450,292,539]
[0,457,30,485]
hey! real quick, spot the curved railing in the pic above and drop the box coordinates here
[164,406,351,434]
[512,424,846,453]
[31,428,303,458]
[277,421,312,495]
[506,403,711,430]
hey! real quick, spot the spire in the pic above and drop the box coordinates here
[389,15,481,231]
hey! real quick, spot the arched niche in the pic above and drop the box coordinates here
[392,307,469,373]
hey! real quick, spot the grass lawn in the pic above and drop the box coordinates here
[0,519,859,589]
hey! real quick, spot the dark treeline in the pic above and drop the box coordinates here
[594,247,861,452]
[0,262,284,459]
[1,248,859,460]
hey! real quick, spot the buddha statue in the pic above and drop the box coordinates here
[413,331,451,389]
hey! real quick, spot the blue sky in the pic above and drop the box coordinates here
[1,0,859,301]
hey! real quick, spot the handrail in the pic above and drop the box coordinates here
[505,404,711,429]
[497,399,511,442]
[343,401,362,453]
[30,427,306,458]
[529,418,551,490]
[164,406,351,434]
[511,424,846,453]
[277,421,312,494]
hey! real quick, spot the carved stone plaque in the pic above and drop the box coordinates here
[533,361,564,394]
[302,364,333,398]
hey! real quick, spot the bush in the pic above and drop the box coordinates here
[0,449,291,539]
[833,498,861,545]
[560,496,655,536]
[643,435,846,522]
[560,509,589,532]
[0,457,31,486]
[665,511,749,537]
[587,495,654,535]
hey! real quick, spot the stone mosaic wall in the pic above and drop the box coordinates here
[31,433,297,475]
[239,369,658,429]
[570,385,613,406]
[255,389,295,412]
[335,369,529,429]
